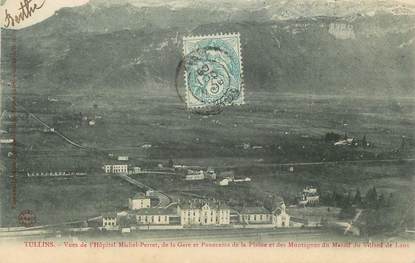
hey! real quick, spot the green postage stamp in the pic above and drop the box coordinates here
[183,33,244,109]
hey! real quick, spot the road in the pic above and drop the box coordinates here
[82,227,338,242]
[201,158,415,170]
[330,209,363,235]
[137,171,177,176]
[9,96,89,150]
[0,226,331,241]
[0,218,90,239]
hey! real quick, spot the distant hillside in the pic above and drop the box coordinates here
[1,3,414,97]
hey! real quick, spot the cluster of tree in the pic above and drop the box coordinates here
[167,158,174,168]
[326,186,414,236]
[363,186,390,209]
[324,132,342,143]
[360,191,414,236]
[321,187,393,219]
[324,187,393,209]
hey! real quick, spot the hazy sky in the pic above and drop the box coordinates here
[91,0,415,7]
[1,0,414,29]
[1,0,89,29]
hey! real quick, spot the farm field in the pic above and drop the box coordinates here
[1,89,414,172]
[0,90,414,229]
[0,175,139,227]
[135,161,415,206]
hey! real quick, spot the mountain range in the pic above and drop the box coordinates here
[1,1,414,97]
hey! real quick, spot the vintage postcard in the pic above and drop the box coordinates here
[0,0,414,262]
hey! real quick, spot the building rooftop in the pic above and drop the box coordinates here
[102,212,117,218]
[131,192,148,199]
[133,207,177,216]
[239,206,270,215]
[179,199,229,210]
[104,162,129,166]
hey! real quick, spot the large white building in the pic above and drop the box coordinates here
[178,199,230,226]
[128,193,151,210]
[239,198,290,227]
[185,170,204,181]
[239,196,290,227]
[240,207,272,224]
[103,164,128,174]
[134,208,177,225]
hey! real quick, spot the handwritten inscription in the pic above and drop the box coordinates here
[4,0,46,28]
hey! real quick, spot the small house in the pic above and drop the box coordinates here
[102,212,117,229]
[118,156,129,161]
[129,193,151,210]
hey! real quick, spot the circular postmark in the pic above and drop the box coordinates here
[18,209,36,227]
[176,54,225,115]
[176,37,242,115]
